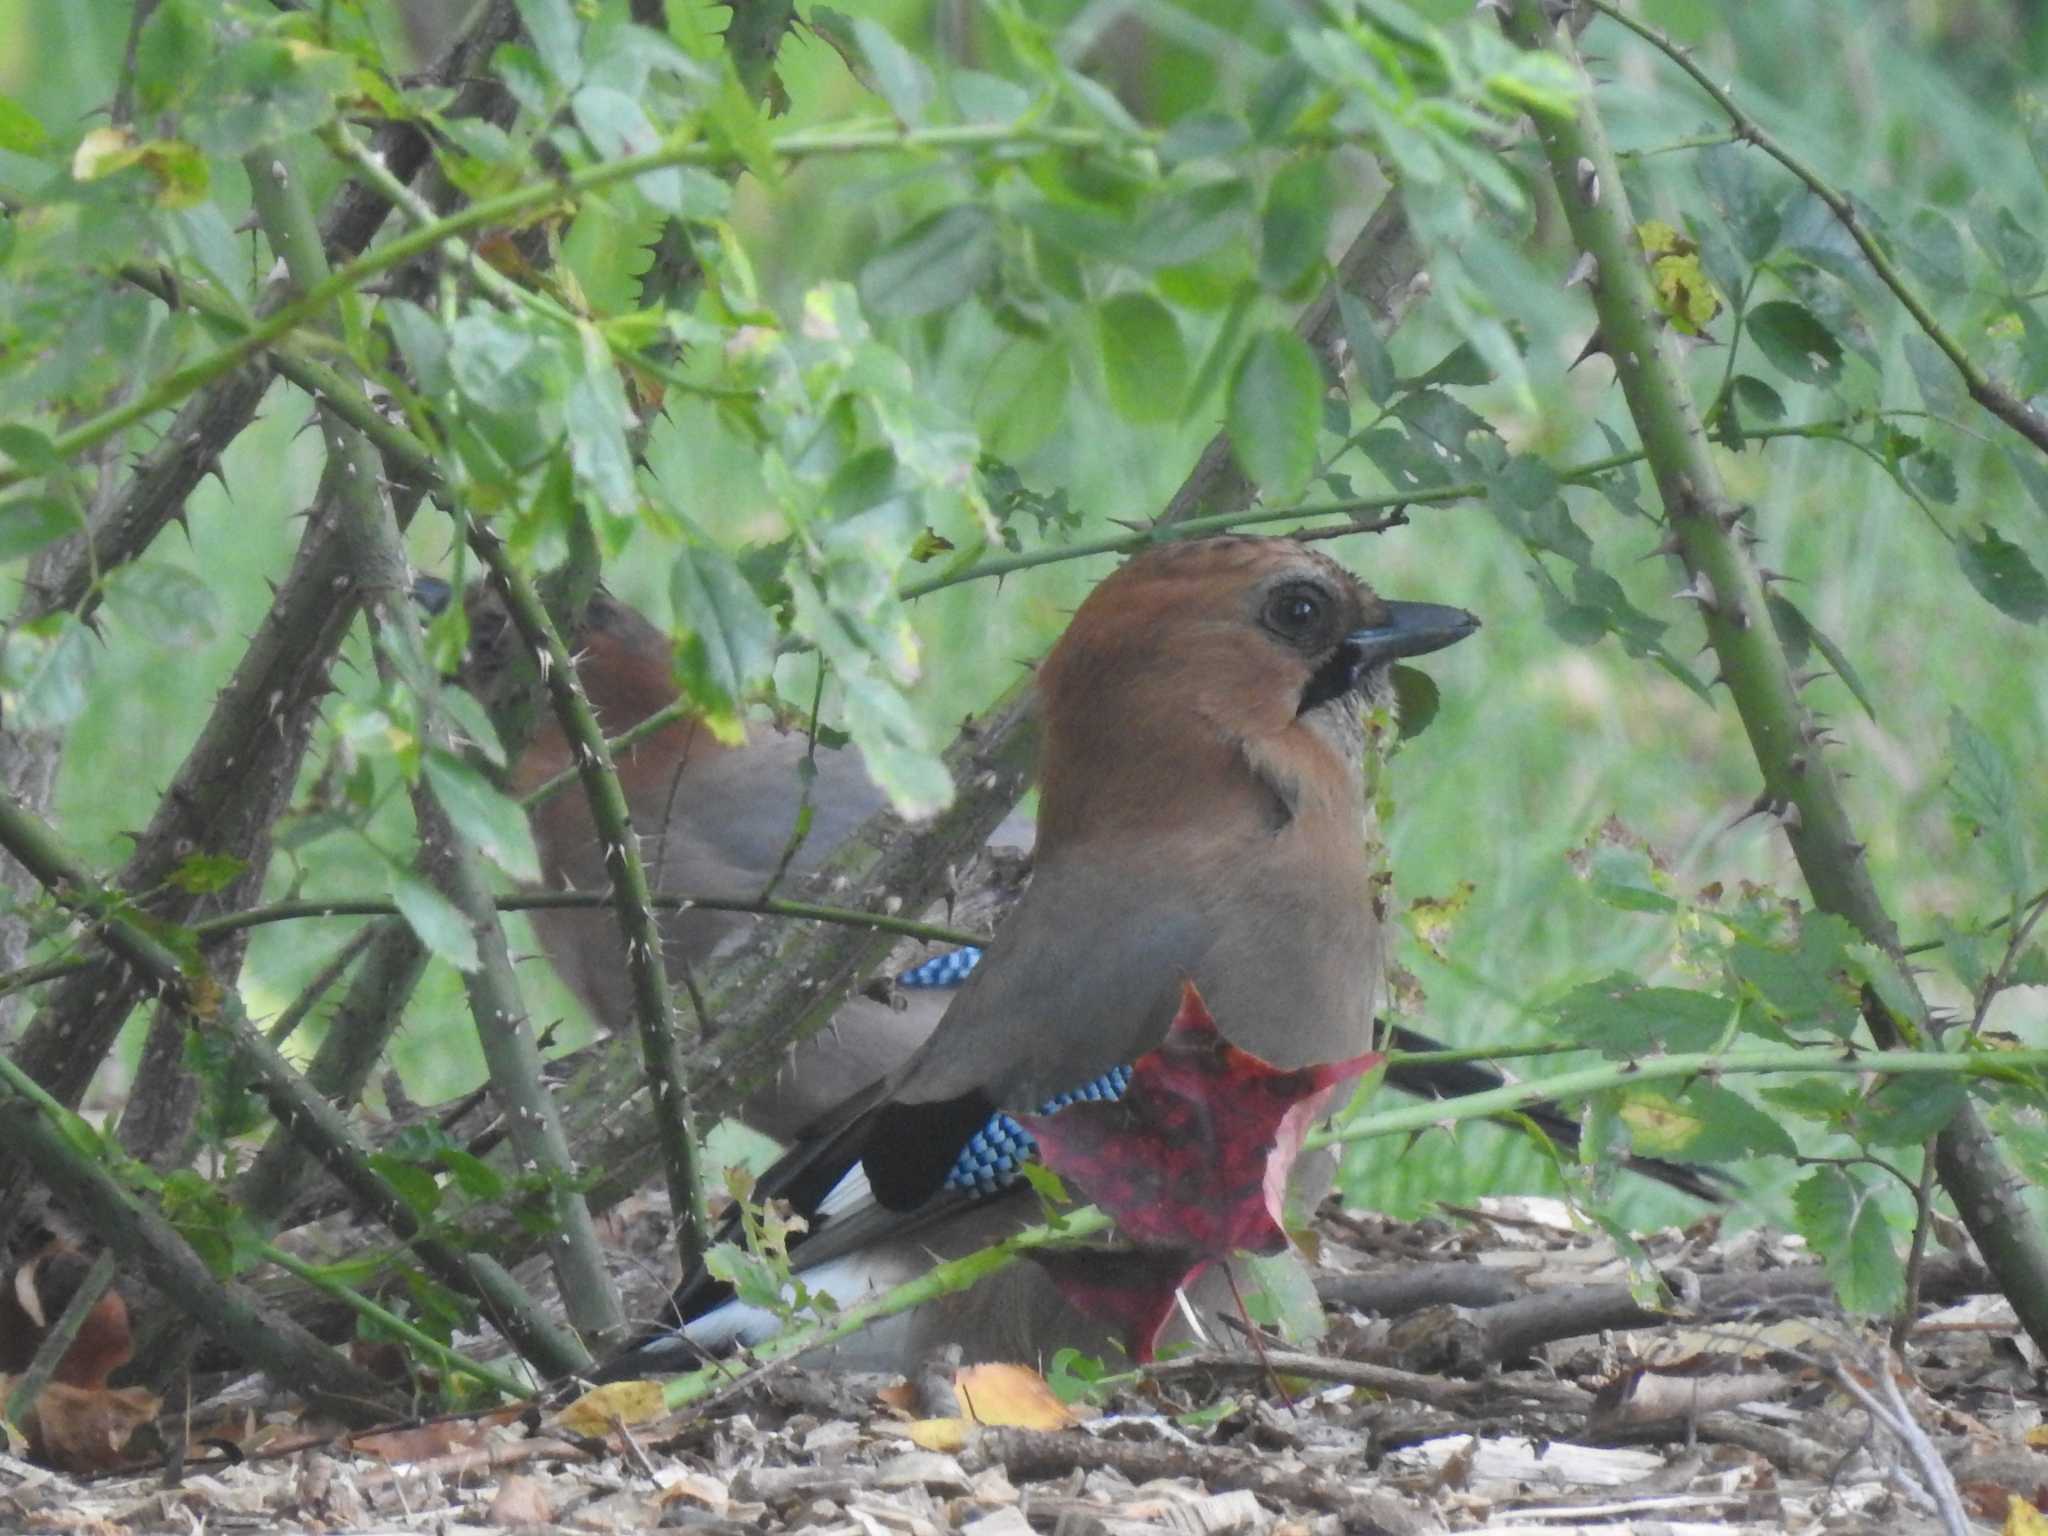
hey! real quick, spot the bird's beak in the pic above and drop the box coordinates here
[410,574,454,616]
[1342,601,1480,671]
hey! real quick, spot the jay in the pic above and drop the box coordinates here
[587,535,1483,1372]
[433,582,1010,1140]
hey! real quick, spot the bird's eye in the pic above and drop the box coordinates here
[1263,584,1327,638]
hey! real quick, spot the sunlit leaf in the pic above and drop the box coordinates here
[391,871,480,973]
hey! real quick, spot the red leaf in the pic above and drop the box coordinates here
[1019,982,1380,1260]
[1027,1250,1208,1363]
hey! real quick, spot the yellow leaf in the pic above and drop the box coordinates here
[553,1378,668,1435]
[906,1416,969,1451]
[955,1362,1079,1431]
[1617,1091,1705,1155]
[1636,219,1723,336]
[2004,1495,2048,1536]
[73,127,139,182]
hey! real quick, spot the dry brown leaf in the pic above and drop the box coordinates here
[554,1378,668,1435]
[18,1380,158,1473]
[488,1472,554,1527]
[351,1417,486,1463]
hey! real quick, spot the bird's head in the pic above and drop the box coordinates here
[1034,536,1477,842]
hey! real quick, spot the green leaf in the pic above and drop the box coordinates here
[1,614,95,731]
[1135,180,1251,270]
[1242,1249,1326,1343]
[670,539,779,742]
[168,854,248,895]
[1258,157,1330,293]
[423,749,542,883]
[1695,141,1779,262]
[1946,709,2029,899]
[851,16,934,125]
[1096,293,1189,425]
[1765,594,1877,719]
[1414,341,1493,390]
[859,205,998,318]
[105,563,220,648]
[1902,333,1965,420]
[1957,526,2048,622]
[1226,328,1320,501]
[1969,202,2044,289]
[1898,209,1966,292]
[1730,374,1785,424]
[0,93,48,153]
[1388,665,1439,741]
[1337,288,1397,406]
[1619,1082,1795,1161]
[1902,448,1957,505]
[0,496,79,561]
[975,339,1070,464]
[135,0,211,113]
[2006,449,2048,520]
[514,0,583,88]
[368,1151,445,1217]
[1790,1168,1903,1315]
[187,36,353,155]
[0,424,61,474]
[1552,976,1735,1056]
[1582,843,1677,914]
[1857,1074,1967,1147]
[1746,300,1844,387]
[565,326,637,517]
[391,871,480,973]
[437,685,508,770]
[1728,913,1859,1035]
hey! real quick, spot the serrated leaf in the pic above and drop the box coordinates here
[1970,202,2044,289]
[1096,293,1188,424]
[1258,156,1330,294]
[2,614,95,731]
[1790,1168,1903,1315]
[566,326,637,517]
[1898,208,1966,291]
[423,749,541,882]
[1227,328,1320,502]
[1902,333,1966,420]
[1946,709,2029,899]
[1958,526,2048,622]
[1857,1074,1967,1147]
[1337,288,1396,405]
[2007,448,2048,519]
[168,854,248,895]
[391,871,480,973]
[1583,843,1677,914]
[105,563,220,648]
[1746,301,1843,387]
[0,496,80,561]
[670,539,779,743]
[1620,1082,1795,1161]
[1764,593,1877,719]
[1902,449,1957,506]
[851,16,933,124]
[1553,975,1736,1056]
[514,0,583,88]
[1695,140,1779,262]
[430,681,505,772]
[1729,913,1860,1035]
[860,206,997,318]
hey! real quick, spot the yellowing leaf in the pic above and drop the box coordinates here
[554,1378,668,1435]
[954,1362,1080,1430]
[2004,1495,2048,1536]
[73,126,139,181]
[1636,219,1722,336]
[906,1416,969,1451]
[1616,1091,1706,1154]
